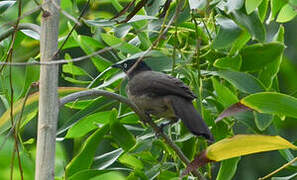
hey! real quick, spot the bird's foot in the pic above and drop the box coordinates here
[141,112,152,126]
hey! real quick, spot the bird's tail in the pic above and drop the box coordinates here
[169,96,214,141]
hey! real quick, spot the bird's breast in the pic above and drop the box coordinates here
[126,88,176,119]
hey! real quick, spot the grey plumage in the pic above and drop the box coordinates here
[112,59,214,141]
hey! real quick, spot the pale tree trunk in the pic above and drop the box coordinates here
[35,0,60,179]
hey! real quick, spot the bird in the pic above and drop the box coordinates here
[112,58,214,141]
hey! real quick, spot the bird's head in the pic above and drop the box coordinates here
[111,58,151,74]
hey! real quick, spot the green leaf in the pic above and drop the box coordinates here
[93,148,124,169]
[269,0,286,22]
[206,135,297,162]
[65,125,109,177]
[276,4,297,23]
[271,173,297,180]
[101,33,141,54]
[66,111,112,138]
[229,30,251,55]
[188,0,207,10]
[216,70,265,94]
[110,109,136,151]
[119,153,144,169]
[240,42,284,71]
[232,10,265,42]
[216,157,241,180]
[258,0,269,22]
[279,149,297,166]
[62,75,91,84]
[214,54,242,71]
[95,72,125,89]
[76,35,110,72]
[241,92,297,118]
[212,16,242,49]
[57,97,115,136]
[0,87,86,134]
[220,0,244,13]
[211,77,239,107]
[90,171,125,180]
[258,26,284,88]
[253,112,274,131]
[68,170,110,180]
[19,58,40,98]
[62,64,88,76]
[0,1,16,14]
[131,23,152,49]
[21,29,40,40]
[245,0,263,14]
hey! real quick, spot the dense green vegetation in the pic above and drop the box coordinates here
[0,0,297,179]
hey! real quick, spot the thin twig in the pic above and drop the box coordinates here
[127,0,185,75]
[258,156,297,180]
[0,84,35,151]
[0,44,120,66]
[192,11,203,114]
[1,5,43,28]
[201,18,212,42]
[55,0,91,57]
[59,89,205,179]
[50,0,81,25]
[5,0,24,179]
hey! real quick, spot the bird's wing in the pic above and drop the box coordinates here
[128,71,197,100]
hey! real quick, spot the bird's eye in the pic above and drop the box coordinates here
[123,63,128,68]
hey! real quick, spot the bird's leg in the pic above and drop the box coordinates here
[153,118,179,138]
[142,112,152,125]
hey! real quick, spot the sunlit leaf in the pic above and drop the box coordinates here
[241,92,297,118]
[119,153,144,169]
[66,111,112,138]
[276,4,297,22]
[268,0,286,22]
[101,33,141,54]
[62,64,89,76]
[207,135,297,162]
[245,0,263,14]
[93,148,124,169]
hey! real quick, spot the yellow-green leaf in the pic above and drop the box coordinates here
[240,92,297,118]
[0,87,86,131]
[206,135,297,161]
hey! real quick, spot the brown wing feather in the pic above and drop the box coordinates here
[128,71,196,100]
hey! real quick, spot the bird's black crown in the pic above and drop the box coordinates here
[112,58,151,73]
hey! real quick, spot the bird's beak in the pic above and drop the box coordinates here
[111,63,121,69]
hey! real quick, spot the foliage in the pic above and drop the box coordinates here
[0,0,297,179]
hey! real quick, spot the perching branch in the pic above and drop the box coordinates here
[59,89,205,179]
